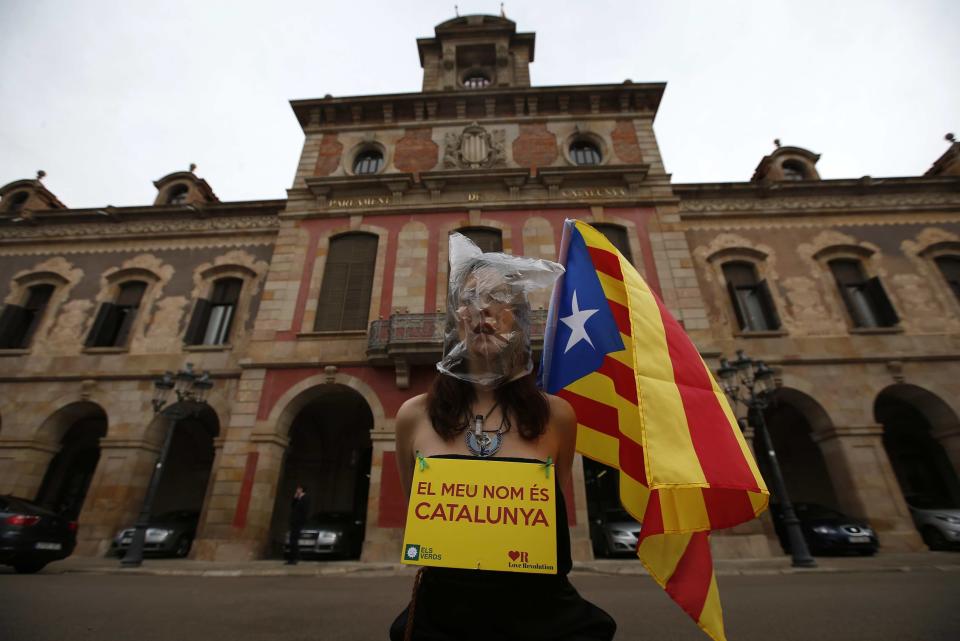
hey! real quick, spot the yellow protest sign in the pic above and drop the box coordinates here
[400,457,558,574]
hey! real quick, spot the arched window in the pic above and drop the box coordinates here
[458,227,503,253]
[570,140,601,166]
[166,184,189,205]
[782,161,805,181]
[463,73,491,89]
[6,191,29,213]
[353,150,384,175]
[723,261,781,332]
[315,234,378,331]
[185,277,243,346]
[86,280,147,347]
[828,259,898,328]
[593,224,632,263]
[934,256,960,302]
[0,283,55,349]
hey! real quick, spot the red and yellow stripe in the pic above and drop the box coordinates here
[564,221,769,641]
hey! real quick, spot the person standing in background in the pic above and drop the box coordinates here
[286,484,308,565]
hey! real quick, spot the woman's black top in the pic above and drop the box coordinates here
[389,455,616,641]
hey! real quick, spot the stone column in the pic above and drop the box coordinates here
[812,424,924,552]
[192,431,288,562]
[0,439,59,499]
[190,436,226,559]
[74,437,160,556]
[710,424,779,559]
[569,453,593,562]
[361,435,404,562]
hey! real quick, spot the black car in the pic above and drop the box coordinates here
[0,495,77,573]
[111,510,199,558]
[284,512,364,559]
[590,508,641,558]
[771,502,878,556]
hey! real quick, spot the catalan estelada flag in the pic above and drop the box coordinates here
[540,219,769,641]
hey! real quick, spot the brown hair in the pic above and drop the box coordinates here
[427,372,550,440]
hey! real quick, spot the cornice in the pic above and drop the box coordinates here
[679,191,960,219]
[0,215,281,250]
[294,164,667,216]
[290,82,665,131]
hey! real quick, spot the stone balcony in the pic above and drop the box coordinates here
[367,310,548,387]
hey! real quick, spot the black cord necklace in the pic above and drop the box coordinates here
[464,402,508,457]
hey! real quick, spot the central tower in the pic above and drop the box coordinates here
[416,14,535,91]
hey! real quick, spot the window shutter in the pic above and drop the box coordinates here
[315,233,377,331]
[341,262,375,330]
[459,228,502,253]
[315,262,350,331]
[594,225,632,263]
[85,304,114,347]
[0,305,28,348]
[865,277,900,327]
[184,299,212,345]
[212,278,242,304]
[726,281,747,331]
[757,280,782,330]
[114,307,138,347]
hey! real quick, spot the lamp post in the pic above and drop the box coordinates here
[121,363,214,567]
[716,350,816,568]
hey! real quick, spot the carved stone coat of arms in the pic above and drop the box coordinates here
[443,122,506,169]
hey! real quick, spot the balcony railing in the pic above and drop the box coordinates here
[367,310,549,366]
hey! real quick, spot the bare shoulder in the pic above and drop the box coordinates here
[396,394,428,435]
[546,393,575,429]
[398,393,428,417]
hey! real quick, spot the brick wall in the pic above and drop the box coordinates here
[512,122,558,168]
[393,128,438,173]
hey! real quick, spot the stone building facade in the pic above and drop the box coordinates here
[1,15,957,561]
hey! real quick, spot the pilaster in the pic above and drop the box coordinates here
[812,424,924,551]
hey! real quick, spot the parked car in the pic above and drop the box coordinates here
[771,502,878,556]
[0,495,77,573]
[905,495,960,551]
[284,512,364,559]
[111,510,199,558]
[590,508,641,558]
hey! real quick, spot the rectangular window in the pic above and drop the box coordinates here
[315,234,378,331]
[0,284,55,349]
[86,281,146,347]
[185,278,242,346]
[830,260,898,328]
[935,256,960,303]
[723,262,780,332]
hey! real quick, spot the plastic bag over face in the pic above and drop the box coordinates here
[437,233,564,388]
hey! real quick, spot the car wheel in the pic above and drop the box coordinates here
[922,526,948,551]
[174,536,192,558]
[13,561,48,574]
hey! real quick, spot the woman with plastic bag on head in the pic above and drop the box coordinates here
[389,233,616,641]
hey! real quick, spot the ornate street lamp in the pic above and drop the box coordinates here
[121,363,214,567]
[716,350,817,568]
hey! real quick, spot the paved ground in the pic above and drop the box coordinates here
[1,569,958,640]
[18,549,960,577]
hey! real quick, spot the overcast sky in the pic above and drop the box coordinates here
[1,0,957,209]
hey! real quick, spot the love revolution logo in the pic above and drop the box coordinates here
[508,550,529,563]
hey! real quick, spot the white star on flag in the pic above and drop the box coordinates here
[561,291,599,353]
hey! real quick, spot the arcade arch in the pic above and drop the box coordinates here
[268,384,374,559]
[148,403,220,524]
[875,384,960,511]
[35,402,108,519]
[761,388,840,511]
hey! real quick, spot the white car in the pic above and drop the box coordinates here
[905,496,960,550]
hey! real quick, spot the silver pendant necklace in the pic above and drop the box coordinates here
[464,403,507,457]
